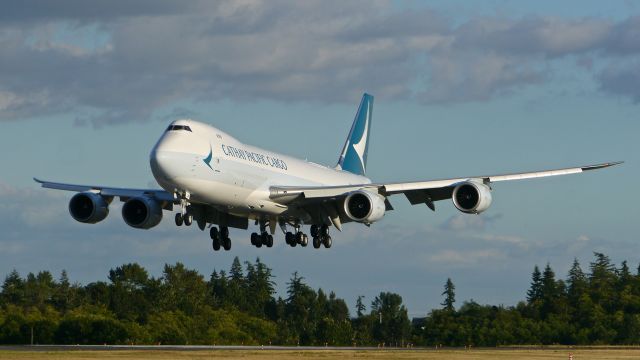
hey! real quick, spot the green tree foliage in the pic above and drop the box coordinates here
[4,253,640,346]
[0,258,351,345]
[370,292,411,346]
[441,278,456,312]
[415,252,640,346]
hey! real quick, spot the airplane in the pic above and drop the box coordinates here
[35,93,622,252]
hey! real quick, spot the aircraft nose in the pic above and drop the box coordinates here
[150,149,177,181]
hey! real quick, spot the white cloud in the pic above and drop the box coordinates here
[0,2,638,125]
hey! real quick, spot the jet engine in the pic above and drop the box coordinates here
[343,190,386,224]
[452,181,493,214]
[121,197,163,229]
[68,192,109,224]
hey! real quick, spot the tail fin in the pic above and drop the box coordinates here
[336,93,373,176]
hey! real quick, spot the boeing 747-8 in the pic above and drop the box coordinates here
[36,94,621,251]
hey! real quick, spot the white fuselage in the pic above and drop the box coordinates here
[150,119,370,220]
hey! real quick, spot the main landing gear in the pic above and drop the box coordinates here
[285,226,308,248]
[310,224,332,249]
[210,226,231,251]
[250,220,274,248]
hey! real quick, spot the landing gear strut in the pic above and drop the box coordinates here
[211,226,231,251]
[311,224,331,249]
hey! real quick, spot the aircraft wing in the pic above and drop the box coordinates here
[270,161,622,211]
[33,178,176,204]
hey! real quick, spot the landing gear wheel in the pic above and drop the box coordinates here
[301,234,308,247]
[175,213,183,226]
[221,226,229,239]
[210,227,219,240]
[310,225,319,238]
[295,232,304,244]
[222,237,231,251]
[184,214,193,226]
[313,237,321,249]
[251,232,259,246]
[320,224,329,237]
[285,232,295,245]
[323,235,332,248]
[266,234,274,248]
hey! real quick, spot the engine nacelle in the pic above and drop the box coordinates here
[344,190,386,224]
[452,181,493,214]
[121,197,163,229]
[68,192,109,224]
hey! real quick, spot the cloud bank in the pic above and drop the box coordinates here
[0,1,639,125]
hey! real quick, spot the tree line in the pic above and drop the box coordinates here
[417,252,640,346]
[0,257,410,346]
[2,252,638,346]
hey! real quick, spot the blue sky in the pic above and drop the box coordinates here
[0,1,637,317]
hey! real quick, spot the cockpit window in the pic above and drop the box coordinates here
[166,125,192,132]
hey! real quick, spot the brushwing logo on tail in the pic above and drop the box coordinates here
[339,94,372,176]
[351,104,369,170]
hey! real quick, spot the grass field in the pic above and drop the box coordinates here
[2,349,640,360]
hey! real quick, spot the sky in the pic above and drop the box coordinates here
[0,0,637,317]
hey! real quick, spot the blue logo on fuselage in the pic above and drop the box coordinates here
[203,145,214,170]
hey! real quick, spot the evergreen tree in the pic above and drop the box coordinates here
[540,263,558,318]
[1,270,25,306]
[244,258,275,317]
[52,270,73,313]
[226,257,246,310]
[527,265,543,305]
[567,258,587,306]
[441,278,456,312]
[589,252,617,311]
[356,295,366,318]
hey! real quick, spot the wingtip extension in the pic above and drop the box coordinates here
[582,161,624,171]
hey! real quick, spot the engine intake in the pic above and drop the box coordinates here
[122,197,163,229]
[452,181,492,214]
[344,190,386,224]
[68,192,109,224]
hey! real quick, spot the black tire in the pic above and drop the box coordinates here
[222,237,231,251]
[175,213,183,226]
[184,214,193,226]
[256,239,262,248]
[210,227,219,240]
[295,232,304,244]
[310,225,319,238]
[285,232,294,245]
[212,237,221,251]
[267,235,274,248]
[251,232,259,246]
[301,234,308,247]
[313,237,321,249]
[221,226,229,239]
[320,224,329,237]
[323,235,332,248]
